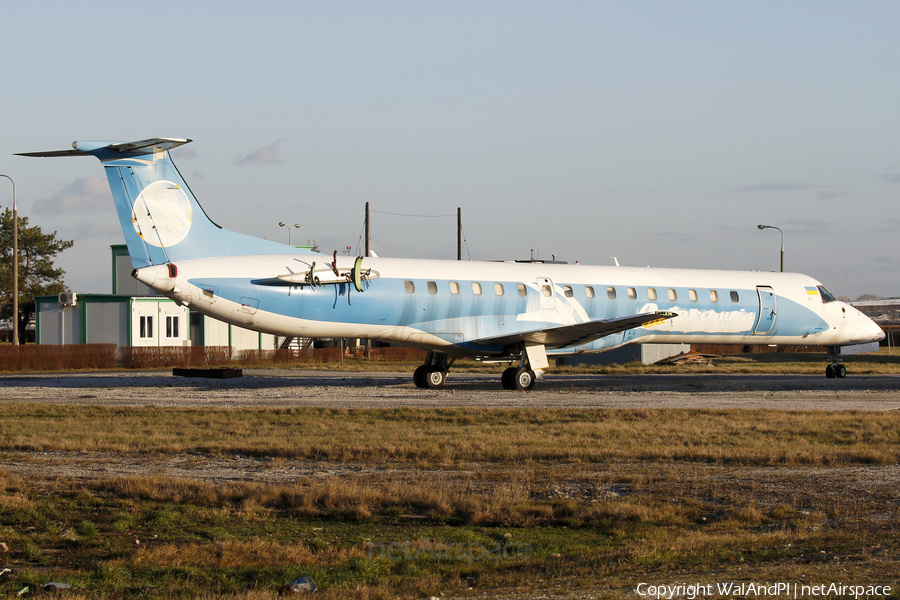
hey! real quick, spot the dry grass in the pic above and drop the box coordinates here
[3,456,898,598]
[2,405,898,467]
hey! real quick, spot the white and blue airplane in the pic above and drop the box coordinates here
[19,138,885,389]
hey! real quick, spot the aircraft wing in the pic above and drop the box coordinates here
[471,311,678,349]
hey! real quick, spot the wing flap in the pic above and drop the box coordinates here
[471,311,678,349]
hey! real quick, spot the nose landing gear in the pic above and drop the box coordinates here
[825,362,847,378]
[825,346,848,378]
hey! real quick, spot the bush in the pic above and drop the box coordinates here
[0,344,117,371]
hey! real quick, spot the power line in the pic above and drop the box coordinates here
[370,210,456,218]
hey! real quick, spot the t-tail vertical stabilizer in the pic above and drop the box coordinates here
[17,138,297,269]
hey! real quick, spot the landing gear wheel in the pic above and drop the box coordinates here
[512,367,536,391]
[825,363,847,379]
[501,367,517,390]
[424,367,447,389]
[413,365,429,388]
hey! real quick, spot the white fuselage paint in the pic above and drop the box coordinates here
[134,253,885,358]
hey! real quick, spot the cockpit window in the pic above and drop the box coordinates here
[817,285,837,303]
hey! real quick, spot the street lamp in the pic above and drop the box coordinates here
[278,222,300,246]
[0,175,17,346]
[757,224,784,272]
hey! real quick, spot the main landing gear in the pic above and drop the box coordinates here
[501,366,536,390]
[413,351,453,389]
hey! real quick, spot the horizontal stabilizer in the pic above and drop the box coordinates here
[17,138,192,158]
[472,311,678,349]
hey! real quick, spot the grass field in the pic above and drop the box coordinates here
[1,354,899,598]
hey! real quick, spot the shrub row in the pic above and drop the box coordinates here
[0,344,427,371]
[0,344,118,371]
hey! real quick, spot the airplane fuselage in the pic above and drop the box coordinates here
[134,253,882,359]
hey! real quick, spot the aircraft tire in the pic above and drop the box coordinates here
[512,367,536,391]
[501,367,517,390]
[835,364,847,378]
[825,364,836,378]
[413,365,429,388]
[425,368,446,389]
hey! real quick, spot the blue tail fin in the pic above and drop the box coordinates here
[19,138,298,268]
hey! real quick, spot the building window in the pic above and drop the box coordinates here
[563,285,573,298]
[139,316,153,339]
[607,287,616,299]
[689,289,698,302]
[494,283,504,296]
[730,291,740,302]
[627,287,636,299]
[405,281,415,293]
[668,289,677,301]
[427,281,438,294]
[710,290,719,302]
[517,283,527,296]
[165,315,180,338]
[586,286,595,298]
[450,282,460,295]
[648,288,657,300]
[472,282,482,295]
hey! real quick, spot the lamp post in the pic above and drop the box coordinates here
[0,175,17,346]
[757,224,784,272]
[278,222,300,246]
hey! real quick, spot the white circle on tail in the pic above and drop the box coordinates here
[132,181,193,247]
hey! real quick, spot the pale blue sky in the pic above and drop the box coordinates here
[2,1,899,297]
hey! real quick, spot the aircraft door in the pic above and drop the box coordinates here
[753,286,777,335]
[537,278,555,311]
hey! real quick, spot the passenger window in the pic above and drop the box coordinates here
[494,283,504,296]
[405,281,415,293]
[648,288,657,300]
[563,285,573,298]
[689,289,698,302]
[585,286,595,298]
[607,287,616,299]
[472,282,482,295]
[541,285,552,297]
[710,290,718,302]
[427,281,437,294]
[627,288,636,299]
[668,289,677,301]
[730,291,739,302]
[450,282,460,295]
[517,283,527,296]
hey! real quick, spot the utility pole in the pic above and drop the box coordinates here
[364,202,370,258]
[1,175,17,346]
[457,207,462,260]
[364,202,371,358]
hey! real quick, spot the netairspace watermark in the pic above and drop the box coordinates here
[367,538,531,566]
[636,582,893,599]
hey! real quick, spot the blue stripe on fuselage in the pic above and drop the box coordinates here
[190,277,829,351]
